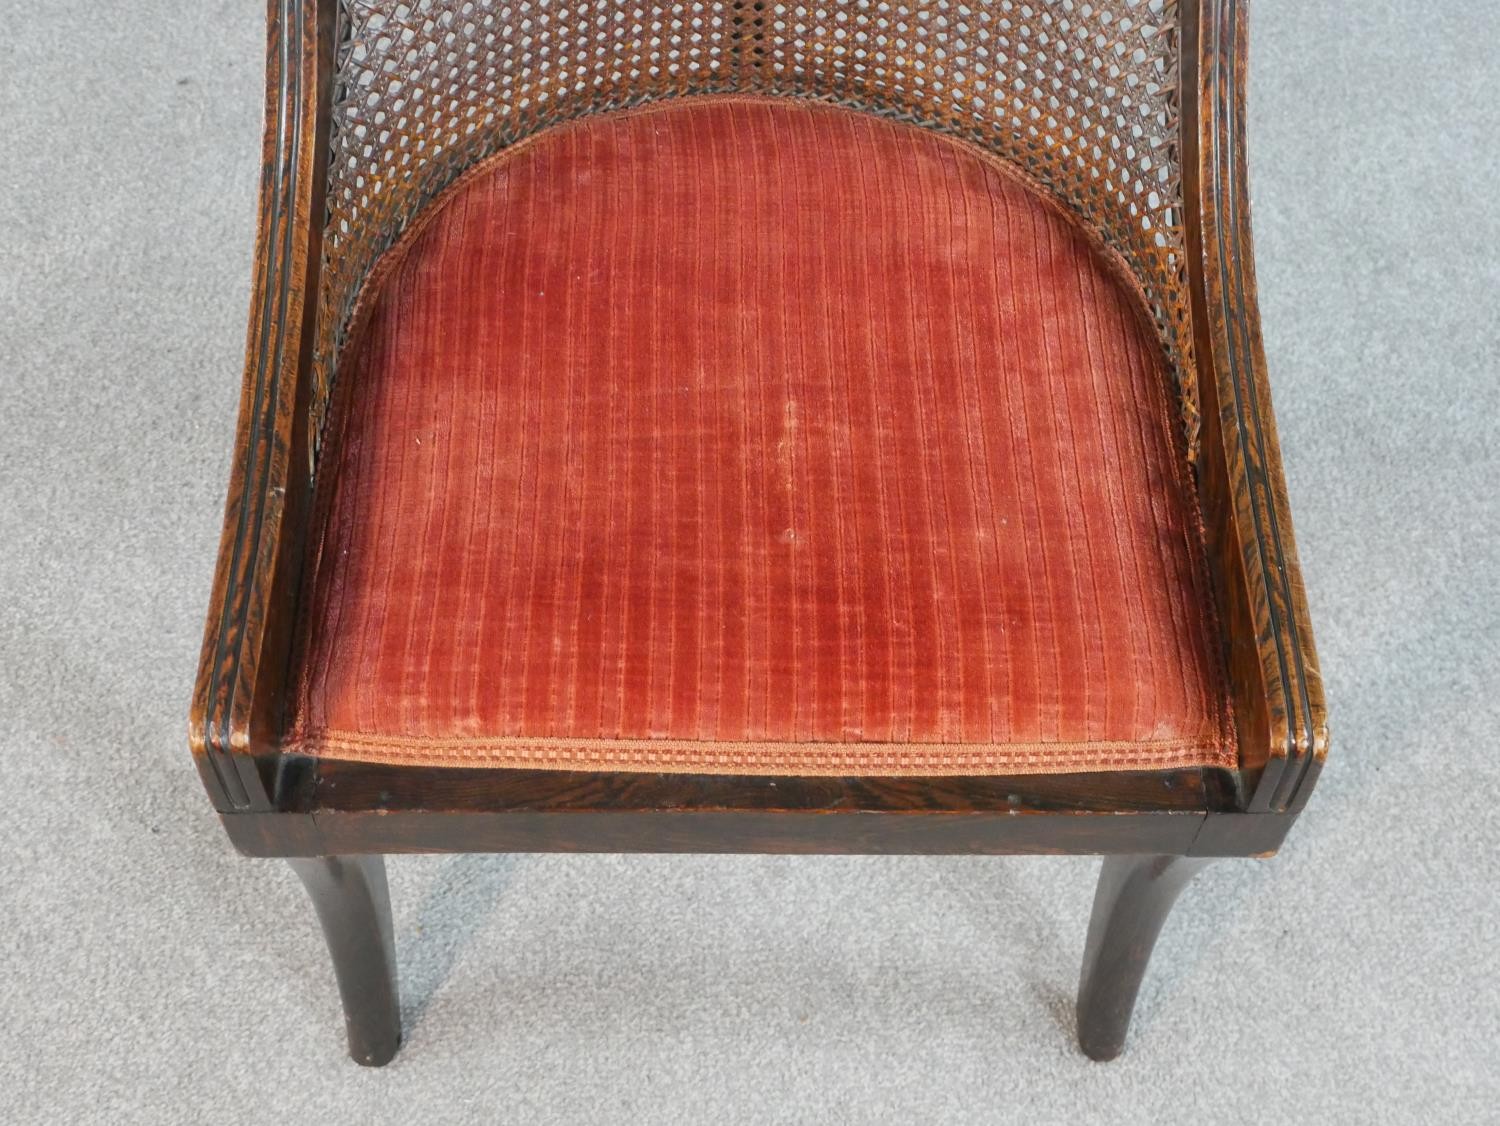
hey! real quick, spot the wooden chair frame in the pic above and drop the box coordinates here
[190,0,1326,1064]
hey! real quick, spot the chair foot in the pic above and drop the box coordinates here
[1075,854,1211,1061]
[288,855,402,1066]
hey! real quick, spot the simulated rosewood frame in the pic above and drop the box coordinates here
[190,0,1326,1063]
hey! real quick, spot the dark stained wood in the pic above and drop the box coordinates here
[1076,855,1214,1061]
[188,0,336,812]
[299,762,1214,816]
[1180,0,1329,812]
[214,762,1212,857]
[220,810,324,857]
[1188,812,1295,858]
[287,855,401,1066]
[278,810,1206,857]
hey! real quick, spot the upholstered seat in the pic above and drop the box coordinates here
[287,96,1230,777]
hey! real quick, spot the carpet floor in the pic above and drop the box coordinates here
[1,1,1496,1122]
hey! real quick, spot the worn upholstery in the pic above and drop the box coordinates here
[288,97,1232,776]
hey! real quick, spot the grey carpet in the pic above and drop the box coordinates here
[1,1,1496,1122]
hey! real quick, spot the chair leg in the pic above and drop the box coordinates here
[288,855,402,1066]
[1075,854,1212,1061]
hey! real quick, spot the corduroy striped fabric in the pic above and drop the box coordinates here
[289,97,1232,776]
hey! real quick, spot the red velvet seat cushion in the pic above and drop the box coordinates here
[289,96,1231,776]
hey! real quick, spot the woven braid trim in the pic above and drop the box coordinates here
[288,729,1233,775]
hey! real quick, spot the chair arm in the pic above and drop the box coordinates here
[189,0,334,811]
[1181,0,1328,813]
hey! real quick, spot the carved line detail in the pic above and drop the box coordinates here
[205,0,308,810]
[1206,0,1312,811]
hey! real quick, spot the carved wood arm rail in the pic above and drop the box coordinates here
[191,1,333,810]
[1181,0,1326,813]
[190,0,1324,820]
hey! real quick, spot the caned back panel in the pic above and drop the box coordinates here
[317,0,1197,456]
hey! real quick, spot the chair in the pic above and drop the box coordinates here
[190,0,1326,1065]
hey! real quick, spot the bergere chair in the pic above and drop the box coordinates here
[191,0,1325,1064]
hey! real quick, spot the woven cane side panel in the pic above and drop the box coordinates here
[316,0,1197,457]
